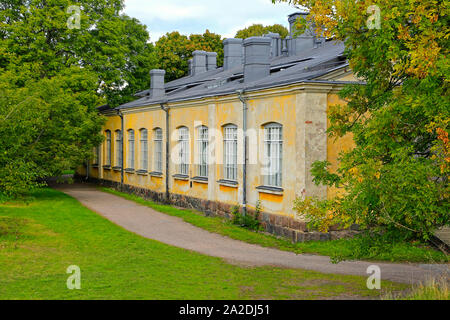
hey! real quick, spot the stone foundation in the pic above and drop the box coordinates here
[77,175,358,243]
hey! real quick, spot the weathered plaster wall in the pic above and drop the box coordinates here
[326,93,355,200]
[80,83,352,235]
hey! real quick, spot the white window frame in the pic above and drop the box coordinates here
[197,126,208,177]
[127,129,135,169]
[178,127,189,175]
[115,130,122,168]
[223,124,237,181]
[140,129,148,171]
[154,128,163,173]
[263,123,282,187]
[105,130,111,166]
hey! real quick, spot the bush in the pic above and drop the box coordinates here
[231,202,262,231]
[294,152,449,242]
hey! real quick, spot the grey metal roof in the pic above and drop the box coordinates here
[116,40,349,110]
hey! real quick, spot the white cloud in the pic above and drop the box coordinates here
[124,1,207,22]
[224,18,283,39]
[123,0,297,42]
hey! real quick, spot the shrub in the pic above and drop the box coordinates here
[294,153,449,242]
[231,202,262,231]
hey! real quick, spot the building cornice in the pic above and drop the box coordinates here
[103,81,350,116]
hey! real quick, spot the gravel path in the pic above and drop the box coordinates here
[54,183,449,285]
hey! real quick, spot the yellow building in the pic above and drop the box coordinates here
[80,13,357,241]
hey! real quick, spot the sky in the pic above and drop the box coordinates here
[122,0,299,43]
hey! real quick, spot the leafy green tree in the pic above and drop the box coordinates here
[0,0,157,107]
[155,30,223,82]
[154,32,191,82]
[277,0,449,241]
[0,0,158,197]
[0,67,105,198]
[235,24,289,39]
[189,30,224,67]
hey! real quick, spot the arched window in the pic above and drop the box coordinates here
[223,124,237,181]
[140,129,148,171]
[115,130,122,167]
[263,123,282,187]
[153,128,163,173]
[178,126,189,175]
[196,126,208,177]
[105,130,111,166]
[127,129,135,169]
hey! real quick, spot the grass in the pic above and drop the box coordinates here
[0,188,407,300]
[102,187,449,264]
[384,278,449,300]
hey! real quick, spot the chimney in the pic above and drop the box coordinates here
[150,69,165,98]
[223,38,243,71]
[264,32,281,58]
[188,59,193,76]
[288,11,309,37]
[192,50,207,75]
[288,11,324,55]
[206,52,217,71]
[243,37,271,83]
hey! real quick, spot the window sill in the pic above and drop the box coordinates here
[136,170,148,176]
[191,176,208,184]
[217,179,238,188]
[150,171,163,177]
[256,185,283,195]
[173,174,189,181]
[125,168,135,173]
[103,165,111,170]
[92,164,99,168]
[112,166,122,172]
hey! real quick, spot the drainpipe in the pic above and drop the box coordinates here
[86,160,89,181]
[117,109,124,191]
[160,102,170,203]
[236,89,248,216]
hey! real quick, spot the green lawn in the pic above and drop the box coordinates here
[0,188,407,300]
[384,278,449,300]
[103,187,449,264]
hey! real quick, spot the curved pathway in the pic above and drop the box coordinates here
[55,183,449,285]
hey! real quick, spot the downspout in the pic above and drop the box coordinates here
[86,160,89,180]
[160,102,170,203]
[236,90,247,216]
[117,109,124,191]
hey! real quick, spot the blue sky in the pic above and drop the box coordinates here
[122,0,298,43]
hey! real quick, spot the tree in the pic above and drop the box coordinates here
[0,66,105,198]
[235,24,289,39]
[189,30,224,67]
[0,0,157,197]
[154,30,224,82]
[276,1,449,241]
[0,0,158,107]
